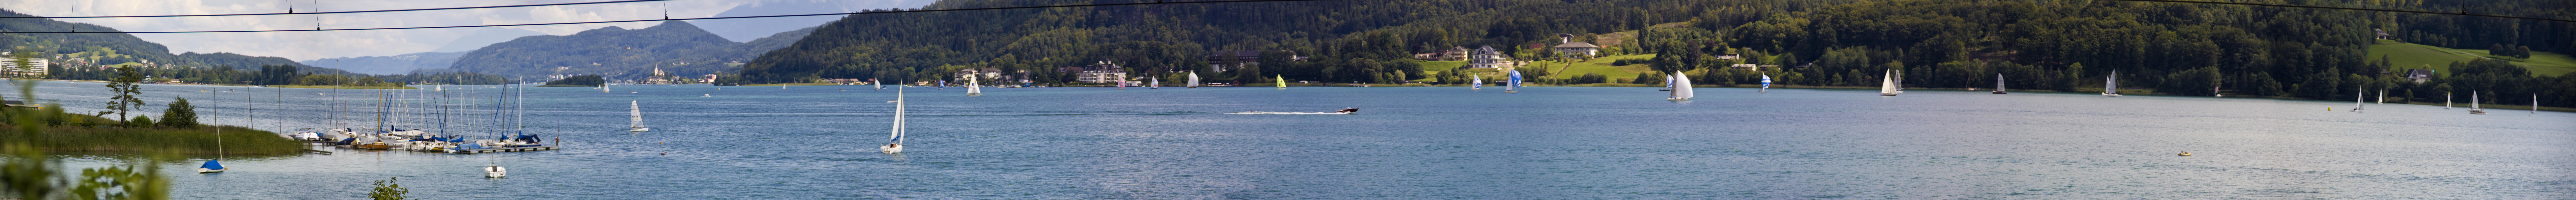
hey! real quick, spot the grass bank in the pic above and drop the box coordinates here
[2366,40,2574,76]
[1,108,306,155]
[739,83,849,86]
[262,85,418,90]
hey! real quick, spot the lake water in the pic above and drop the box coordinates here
[12,80,2574,200]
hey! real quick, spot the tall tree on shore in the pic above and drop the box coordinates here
[100,66,146,122]
[156,97,197,128]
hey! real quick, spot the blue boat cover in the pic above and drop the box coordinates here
[199,159,223,169]
[336,138,356,145]
[459,143,484,150]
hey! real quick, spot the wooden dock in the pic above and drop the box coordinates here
[454,146,561,154]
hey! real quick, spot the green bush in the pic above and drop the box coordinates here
[156,97,196,128]
[128,115,153,128]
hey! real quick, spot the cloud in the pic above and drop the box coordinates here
[1,0,932,61]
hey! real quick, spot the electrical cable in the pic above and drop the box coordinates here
[0,0,685,19]
[2,0,1341,34]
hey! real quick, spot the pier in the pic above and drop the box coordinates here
[453,146,561,154]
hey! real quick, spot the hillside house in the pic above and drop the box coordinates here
[1467,46,1514,68]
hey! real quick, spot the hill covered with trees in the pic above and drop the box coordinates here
[449,21,816,81]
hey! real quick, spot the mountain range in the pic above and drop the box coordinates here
[299,52,468,75]
[446,20,816,80]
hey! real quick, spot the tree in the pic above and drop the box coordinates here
[157,97,198,128]
[370,177,409,200]
[100,66,146,122]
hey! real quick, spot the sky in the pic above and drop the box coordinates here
[2,0,934,60]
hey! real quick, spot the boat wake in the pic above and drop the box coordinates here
[1222,111,1351,115]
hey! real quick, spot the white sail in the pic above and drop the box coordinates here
[2446,92,2454,109]
[2377,90,2386,104]
[1995,73,2006,92]
[627,100,648,132]
[2473,91,2482,109]
[966,78,983,95]
[1669,72,1694,100]
[1187,72,1201,88]
[2105,70,2118,94]
[1759,72,1771,92]
[883,87,907,153]
[1151,78,1160,89]
[1878,70,1897,95]
[2535,94,2541,114]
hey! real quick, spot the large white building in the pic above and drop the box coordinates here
[0,57,48,78]
[1466,46,1513,68]
[1070,61,1128,84]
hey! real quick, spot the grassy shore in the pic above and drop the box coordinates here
[738,83,849,86]
[262,85,418,89]
[2,108,306,155]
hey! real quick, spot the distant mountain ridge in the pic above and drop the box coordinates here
[448,20,815,80]
[301,52,467,75]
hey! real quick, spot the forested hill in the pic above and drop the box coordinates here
[742,0,2570,107]
[449,20,813,80]
[302,52,468,75]
[0,9,351,75]
[736,0,1706,84]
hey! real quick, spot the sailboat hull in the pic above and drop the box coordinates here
[879,144,903,154]
[1992,91,2008,94]
[2101,93,2121,97]
[197,168,225,173]
[627,128,650,132]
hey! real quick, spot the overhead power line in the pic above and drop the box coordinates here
[0,0,683,19]
[2,0,1341,34]
[2103,0,2575,23]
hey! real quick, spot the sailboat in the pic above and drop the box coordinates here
[1118,78,1127,90]
[200,94,228,173]
[1878,70,1898,96]
[1992,74,2008,94]
[2350,86,2366,112]
[2100,70,2121,97]
[938,80,947,90]
[1668,72,1694,101]
[966,78,983,96]
[2534,94,2541,114]
[1150,78,1160,89]
[601,84,610,93]
[434,84,443,91]
[1504,70,1523,94]
[1759,72,1771,93]
[1275,75,1287,90]
[484,166,507,178]
[2445,92,2453,110]
[2470,91,2486,114]
[2376,90,2386,104]
[880,87,908,154]
[626,100,649,132]
[872,78,883,90]
[1187,72,1201,88]
[1659,74,1673,91]
[1470,75,1482,90]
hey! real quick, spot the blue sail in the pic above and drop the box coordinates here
[1507,70,1524,88]
[939,80,946,88]
[199,159,223,170]
[1761,74,1772,88]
